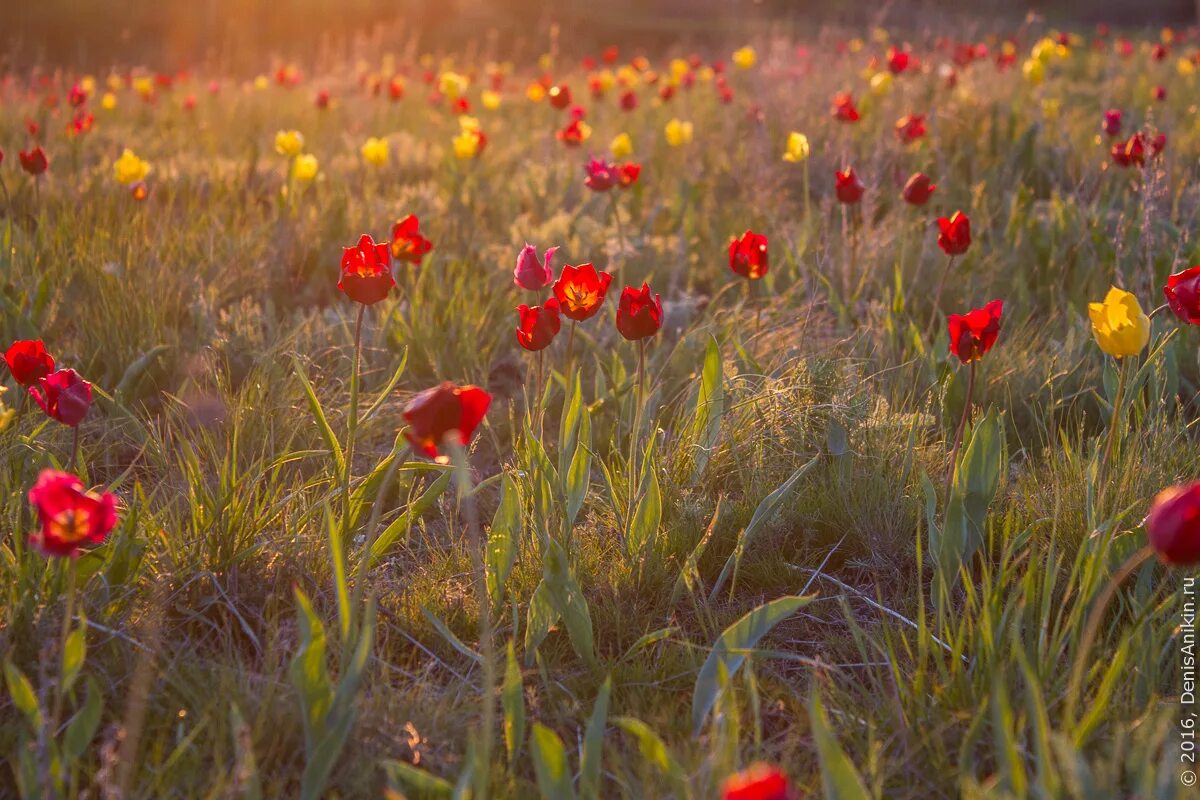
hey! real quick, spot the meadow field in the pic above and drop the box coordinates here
[4,9,1200,799]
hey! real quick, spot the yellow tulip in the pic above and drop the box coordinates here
[481,90,502,110]
[669,58,689,79]
[1022,59,1045,85]
[294,154,319,182]
[133,76,154,98]
[848,38,864,53]
[113,149,151,185]
[871,27,889,44]
[253,75,270,91]
[611,132,633,159]
[101,92,117,111]
[664,118,693,147]
[439,71,468,100]
[732,46,757,70]
[782,131,810,163]
[274,130,304,158]
[1178,57,1195,77]
[697,66,715,83]
[1040,98,1061,119]
[1089,287,1150,358]
[361,137,389,166]
[1032,37,1057,64]
[869,71,893,96]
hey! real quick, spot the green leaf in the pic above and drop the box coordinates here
[368,470,453,567]
[689,336,725,482]
[613,717,688,797]
[63,678,103,765]
[565,406,592,531]
[626,461,661,558]
[530,723,577,800]
[288,588,332,752]
[487,473,521,606]
[325,505,351,645]
[61,619,86,694]
[580,676,611,800]
[710,457,819,599]
[502,640,525,765]
[692,594,813,734]
[291,355,345,480]
[524,581,560,665]
[114,344,169,405]
[421,606,483,664]
[360,347,409,424]
[381,759,453,798]
[809,689,872,800]
[542,541,596,665]
[4,659,42,730]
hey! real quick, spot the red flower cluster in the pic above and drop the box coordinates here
[584,158,641,191]
[5,340,94,427]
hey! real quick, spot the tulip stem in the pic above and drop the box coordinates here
[344,305,366,528]
[50,557,77,772]
[535,350,546,442]
[627,340,647,543]
[67,426,80,472]
[1096,356,1130,518]
[944,360,976,501]
[929,255,956,330]
[565,320,577,368]
[1064,543,1154,728]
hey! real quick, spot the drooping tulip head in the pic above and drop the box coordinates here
[947,300,1003,364]
[27,470,118,558]
[728,230,769,280]
[338,234,395,305]
[30,369,93,427]
[615,283,663,341]
[402,382,492,462]
[553,263,613,321]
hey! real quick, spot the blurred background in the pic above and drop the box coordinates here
[4,0,1198,71]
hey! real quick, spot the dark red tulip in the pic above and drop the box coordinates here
[831,91,860,123]
[27,469,118,558]
[4,339,55,386]
[1102,109,1122,138]
[584,157,617,191]
[19,147,48,176]
[553,263,612,321]
[1153,85,1167,101]
[391,215,433,265]
[887,46,911,74]
[729,230,769,280]
[30,368,93,427]
[721,763,792,800]
[603,46,619,64]
[902,172,936,205]
[947,299,1002,363]
[315,89,331,109]
[1147,482,1200,565]
[402,382,492,461]
[548,84,572,110]
[619,90,638,111]
[895,113,926,143]
[937,211,971,256]
[615,283,663,341]
[1164,266,1200,324]
[515,298,562,351]
[338,234,394,305]
[1152,43,1169,61]
[835,167,864,204]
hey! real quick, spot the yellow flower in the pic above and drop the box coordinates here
[133,76,154,98]
[669,58,689,79]
[113,149,151,185]
[294,154,319,182]
[782,131,810,163]
[611,132,633,159]
[361,137,389,166]
[869,71,893,96]
[481,90,502,110]
[732,46,757,70]
[1089,287,1150,358]
[697,66,715,83]
[1032,37,1057,64]
[664,118,693,147]
[1022,59,1045,85]
[439,71,468,100]
[848,38,864,53]
[452,131,481,159]
[1178,57,1195,77]
[101,92,117,111]
[106,74,123,92]
[80,76,97,95]
[1040,98,1061,119]
[0,386,12,433]
[617,66,639,86]
[253,75,270,91]
[596,70,616,92]
[526,82,546,103]
[274,130,304,158]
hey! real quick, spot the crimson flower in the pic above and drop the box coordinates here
[27,470,118,558]
[616,283,663,341]
[835,167,864,204]
[403,382,492,462]
[729,230,769,280]
[548,84,572,110]
[338,234,395,305]
[554,263,612,321]
[831,92,860,123]
[937,211,971,256]
[557,119,589,147]
[902,172,936,205]
[721,763,792,800]
[515,298,562,351]
[584,157,617,191]
[1164,266,1200,324]
[1154,85,1167,101]
[887,46,911,74]
[1147,482,1200,565]
[30,368,93,427]
[947,299,1003,363]
[5,339,55,386]
[391,215,433,265]
[616,162,641,189]
[1102,109,1122,138]
[619,90,638,111]
[514,244,558,291]
[895,114,926,143]
[19,147,49,176]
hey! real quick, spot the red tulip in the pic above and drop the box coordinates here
[615,283,663,341]
[1153,85,1167,101]
[616,162,641,189]
[30,368,93,427]
[1147,482,1200,565]
[1164,266,1200,324]
[887,46,911,74]
[584,157,617,191]
[338,234,394,305]
[1102,109,1122,138]
[548,84,572,110]
[721,763,792,800]
[515,298,562,351]
[403,382,492,461]
[603,46,619,64]
[27,469,118,558]
[895,113,926,143]
[831,91,860,123]
[514,243,558,290]
[835,167,865,204]
[557,119,589,147]
[391,215,433,265]
[19,147,48,176]
[1152,43,1169,62]
[902,172,936,205]
[947,299,1003,363]
[4,339,55,386]
[937,211,971,256]
[729,230,769,280]
[315,89,331,109]
[619,90,638,111]
[553,263,613,321]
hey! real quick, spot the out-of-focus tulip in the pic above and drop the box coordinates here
[832,91,861,121]
[1147,482,1200,565]
[895,114,926,144]
[732,46,757,70]
[360,136,389,166]
[664,118,694,146]
[274,129,304,157]
[19,147,49,176]
[113,148,151,185]
[30,369,93,427]
[729,230,769,280]
[611,132,633,159]
[5,340,55,387]
[1102,109,1122,138]
[27,470,118,558]
[616,162,641,188]
[937,211,971,256]
[948,300,1003,363]
[721,763,792,800]
[835,167,865,204]
[1089,286,1150,358]
[584,157,618,191]
[902,172,936,205]
[557,119,592,147]
[1164,266,1200,324]
[403,382,491,462]
[391,215,432,265]
[782,131,810,162]
[294,154,319,182]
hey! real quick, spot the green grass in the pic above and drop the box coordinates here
[2,17,1199,799]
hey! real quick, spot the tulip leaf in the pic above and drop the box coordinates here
[626,459,660,559]
[291,355,346,480]
[368,470,453,567]
[689,336,724,482]
[613,717,688,797]
[502,640,525,765]
[580,676,611,800]
[487,473,521,606]
[524,580,560,665]
[531,724,577,800]
[61,617,87,694]
[4,659,42,730]
[542,540,596,666]
[421,605,482,664]
[810,688,872,800]
[565,405,592,531]
[381,760,454,798]
[63,678,103,765]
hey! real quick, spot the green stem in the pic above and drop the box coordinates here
[51,559,77,748]
[1096,357,1129,517]
[344,304,366,528]
[944,360,976,501]
[626,340,647,538]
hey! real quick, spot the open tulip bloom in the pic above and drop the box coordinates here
[27,469,118,558]
[944,300,1002,495]
[391,215,433,265]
